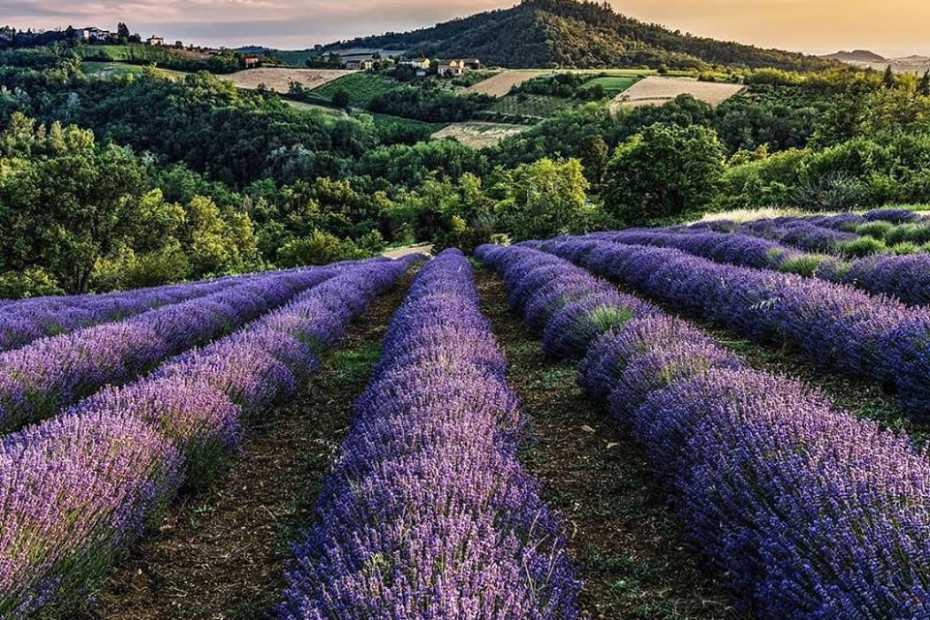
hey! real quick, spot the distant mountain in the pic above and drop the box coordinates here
[322,0,838,71]
[824,50,930,74]
[823,50,888,63]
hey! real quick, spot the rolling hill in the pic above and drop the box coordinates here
[823,49,888,63]
[322,0,838,71]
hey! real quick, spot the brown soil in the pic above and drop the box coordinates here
[80,275,412,620]
[475,267,740,620]
[224,68,354,94]
[464,70,553,97]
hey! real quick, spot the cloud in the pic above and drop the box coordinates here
[2,0,928,55]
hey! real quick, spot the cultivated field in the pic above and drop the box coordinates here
[82,61,187,81]
[223,68,356,94]
[481,94,572,122]
[283,99,348,117]
[611,76,744,110]
[465,70,554,97]
[582,74,640,97]
[431,121,529,148]
[311,72,398,106]
[6,209,930,618]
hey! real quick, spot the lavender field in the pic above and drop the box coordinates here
[3,216,930,619]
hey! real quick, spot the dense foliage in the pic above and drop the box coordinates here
[4,32,930,295]
[325,0,837,71]
[368,86,494,122]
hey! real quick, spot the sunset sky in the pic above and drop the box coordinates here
[3,0,928,57]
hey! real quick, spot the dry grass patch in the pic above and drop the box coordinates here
[223,68,356,94]
[465,70,554,97]
[612,76,743,111]
[432,122,529,149]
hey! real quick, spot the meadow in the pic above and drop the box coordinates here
[3,208,930,619]
[310,72,399,106]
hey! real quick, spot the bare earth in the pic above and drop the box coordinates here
[432,122,529,149]
[382,243,433,259]
[223,68,356,94]
[465,70,554,97]
[611,76,744,111]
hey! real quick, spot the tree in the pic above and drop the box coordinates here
[0,120,147,293]
[919,70,930,97]
[496,158,589,241]
[883,65,896,90]
[577,135,609,185]
[602,123,726,225]
[117,22,131,43]
[331,88,351,110]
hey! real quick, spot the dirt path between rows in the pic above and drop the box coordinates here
[81,275,412,620]
[475,267,740,620]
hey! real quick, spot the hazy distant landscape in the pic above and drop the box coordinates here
[3,1,930,619]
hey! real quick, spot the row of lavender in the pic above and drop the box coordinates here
[529,236,930,423]
[0,257,414,619]
[278,249,581,619]
[0,272,256,352]
[593,228,930,306]
[0,267,342,434]
[478,244,930,618]
[684,208,923,255]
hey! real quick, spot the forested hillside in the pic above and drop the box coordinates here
[325,0,837,70]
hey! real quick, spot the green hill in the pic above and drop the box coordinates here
[322,0,838,71]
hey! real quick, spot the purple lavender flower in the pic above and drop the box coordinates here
[278,249,581,620]
[480,243,930,618]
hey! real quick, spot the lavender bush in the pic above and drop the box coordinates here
[600,227,930,306]
[479,243,930,618]
[0,257,414,618]
[0,268,336,433]
[530,236,930,422]
[0,273,260,352]
[278,249,581,620]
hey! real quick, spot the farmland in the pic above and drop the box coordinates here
[222,68,355,94]
[613,75,744,109]
[8,0,930,616]
[581,74,639,97]
[464,69,555,96]
[309,71,399,106]
[481,93,572,121]
[431,121,529,148]
[5,209,930,618]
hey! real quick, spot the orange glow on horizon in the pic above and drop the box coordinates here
[2,0,928,56]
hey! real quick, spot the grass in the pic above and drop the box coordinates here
[311,72,397,106]
[82,61,187,81]
[369,112,442,133]
[283,99,348,117]
[582,75,639,97]
[481,93,572,121]
[75,45,188,65]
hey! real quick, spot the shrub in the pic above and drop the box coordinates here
[837,236,888,258]
[0,268,64,299]
[885,222,930,245]
[276,230,370,267]
[854,221,894,240]
[778,254,836,277]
